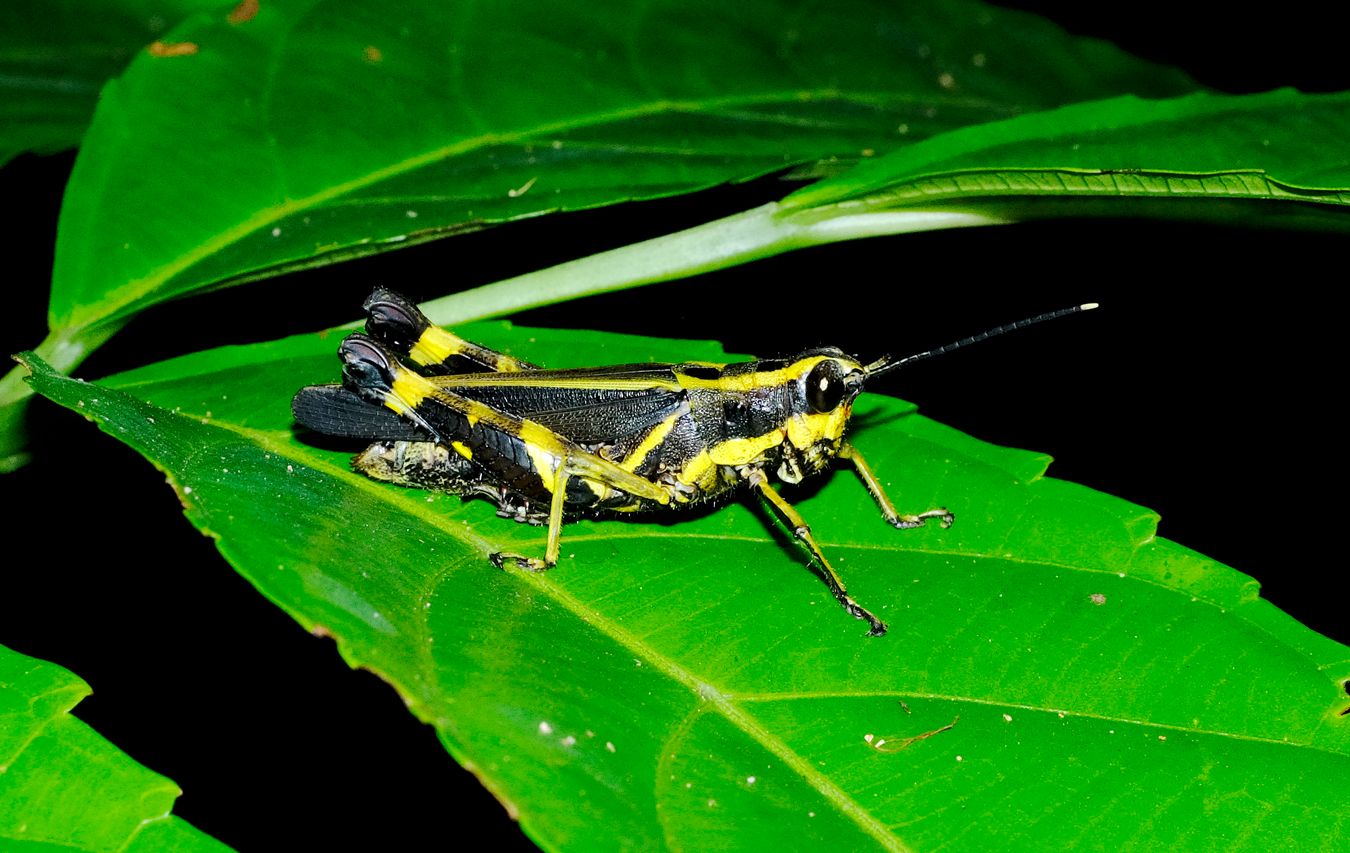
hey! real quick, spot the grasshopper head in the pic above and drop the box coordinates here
[779,349,868,481]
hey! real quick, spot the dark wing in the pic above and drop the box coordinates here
[292,385,434,441]
[438,364,687,444]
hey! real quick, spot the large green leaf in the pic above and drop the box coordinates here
[47,0,1193,333]
[19,323,1350,850]
[0,0,224,165]
[0,643,228,852]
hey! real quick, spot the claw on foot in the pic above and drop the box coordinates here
[489,552,552,572]
[893,508,954,530]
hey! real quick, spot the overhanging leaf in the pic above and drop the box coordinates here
[46,0,1197,332]
[18,324,1350,850]
[0,643,228,852]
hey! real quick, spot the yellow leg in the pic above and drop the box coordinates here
[489,458,574,572]
[543,464,569,566]
[838,443,954,529]
[754,476,887,637]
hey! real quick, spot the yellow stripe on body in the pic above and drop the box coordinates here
[525,442,559,493]
[617,415,678,473]
[388,369,437,413]
[708,431,784,466]
[432,373,681,391]
[675,356,832,393]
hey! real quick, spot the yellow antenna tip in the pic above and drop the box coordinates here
[1080,302,1100,311]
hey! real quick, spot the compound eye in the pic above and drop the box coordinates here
[806,360,847,413]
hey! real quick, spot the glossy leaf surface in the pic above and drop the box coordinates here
[49,0,1196,332]
[20,324,1350,851]
[0,644,227,852]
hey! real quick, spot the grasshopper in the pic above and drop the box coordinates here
[293,289,1095,636]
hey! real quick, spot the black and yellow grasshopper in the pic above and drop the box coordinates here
[293,289,1095,636]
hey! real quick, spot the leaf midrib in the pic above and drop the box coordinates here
[733,691,1345,756]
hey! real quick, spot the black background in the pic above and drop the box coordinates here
[3,5,1346,849]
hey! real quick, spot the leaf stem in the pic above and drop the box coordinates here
[419,202,1005,325]
[1,320,127,471]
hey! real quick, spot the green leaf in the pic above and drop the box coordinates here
[0,0,224,165]
[19,325,1350,851]
[784,88,1350,226]
[0,643,229,852]
[49,0,1194,333]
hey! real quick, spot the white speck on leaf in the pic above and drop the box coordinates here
[508,176,538,198]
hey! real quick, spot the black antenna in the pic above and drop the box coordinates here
[864,303,1099,379]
